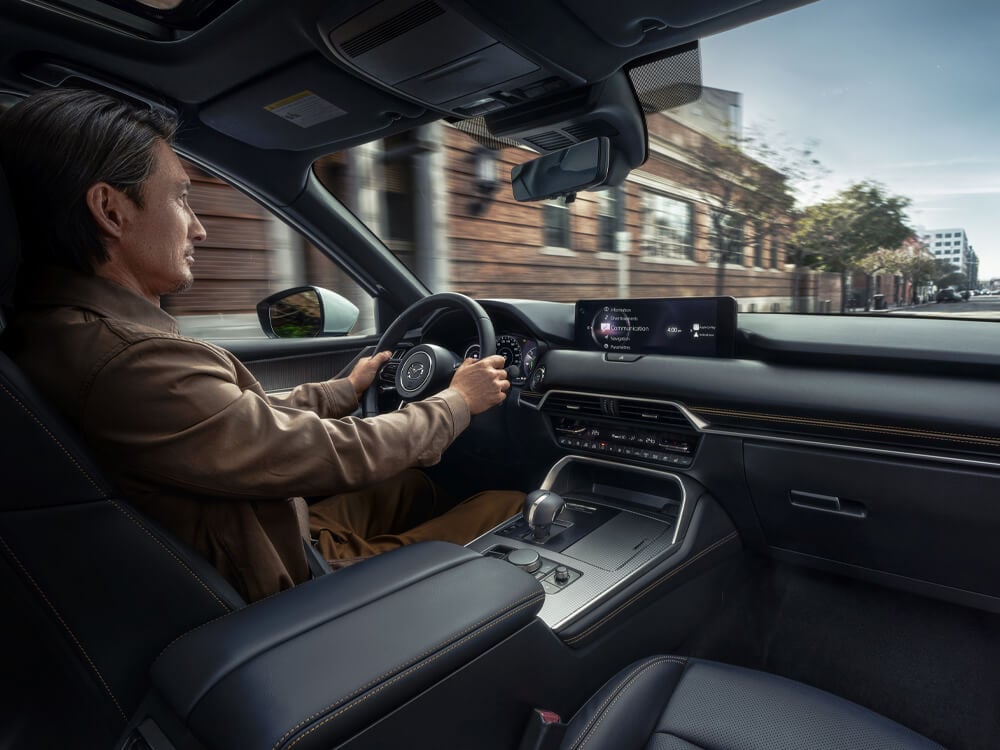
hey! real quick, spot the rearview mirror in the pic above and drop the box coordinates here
[256,286,359,338]
[510,137,611,202]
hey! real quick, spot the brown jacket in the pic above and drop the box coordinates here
[5,266,471,601]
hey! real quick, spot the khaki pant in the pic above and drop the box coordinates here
[309,469,523,566]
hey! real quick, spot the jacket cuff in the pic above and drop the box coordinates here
[321,378,360,418]
[431,387,471,436]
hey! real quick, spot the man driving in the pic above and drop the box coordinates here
[0,88,524,602]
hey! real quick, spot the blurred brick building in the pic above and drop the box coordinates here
[166,99,842,333]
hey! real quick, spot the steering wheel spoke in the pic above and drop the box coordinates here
[362,293,495,417]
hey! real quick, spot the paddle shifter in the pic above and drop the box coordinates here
[522,489,566,541]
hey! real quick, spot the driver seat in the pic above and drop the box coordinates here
[0,162,245,748]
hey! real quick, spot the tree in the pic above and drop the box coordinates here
[744,135,827,312]
[791,181,912,313]
[681,130,822,300]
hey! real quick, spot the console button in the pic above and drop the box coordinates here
[554,565,570,584]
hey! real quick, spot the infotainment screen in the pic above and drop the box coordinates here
[575,297,737,357]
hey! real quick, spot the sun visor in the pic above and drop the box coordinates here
[199,56,426,151]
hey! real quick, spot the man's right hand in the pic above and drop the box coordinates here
[449,355,510,415]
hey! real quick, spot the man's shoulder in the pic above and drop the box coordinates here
[98,317,239,371]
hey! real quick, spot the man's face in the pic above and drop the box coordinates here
[116,140,206,299]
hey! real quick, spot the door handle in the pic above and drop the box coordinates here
[789,490,866,518]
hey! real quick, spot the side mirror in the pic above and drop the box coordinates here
[256,286,359,338]
[511,137,611,202]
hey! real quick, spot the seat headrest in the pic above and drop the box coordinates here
[0,162,19,327]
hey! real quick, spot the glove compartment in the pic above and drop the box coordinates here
[744,441,1000,608]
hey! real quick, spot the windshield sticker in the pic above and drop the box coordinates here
[265,91,345,128]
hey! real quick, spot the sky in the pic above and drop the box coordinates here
[699,0,1000,278]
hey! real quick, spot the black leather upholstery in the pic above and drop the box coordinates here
[0,161,244,749]
[561,656,943,750]
[149,541,545,750]
[0,162,17,324]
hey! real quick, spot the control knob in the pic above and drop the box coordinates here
[506,548,541,573]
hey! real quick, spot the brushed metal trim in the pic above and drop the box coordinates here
[539,454,688,545]
[537,455,692,631]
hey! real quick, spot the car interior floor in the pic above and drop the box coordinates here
[677,556,1000,750]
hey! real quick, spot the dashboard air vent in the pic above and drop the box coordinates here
[543,393,605,417]
[617,400,692,430]
[341,1,445,58]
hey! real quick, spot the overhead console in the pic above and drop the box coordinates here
[323,0,571,118]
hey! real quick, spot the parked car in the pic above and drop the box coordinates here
[2,1,999,750]
[936,288,961,302]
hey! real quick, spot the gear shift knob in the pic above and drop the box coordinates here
[523,489,565,541]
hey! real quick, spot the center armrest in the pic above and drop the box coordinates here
[149,541,544,750]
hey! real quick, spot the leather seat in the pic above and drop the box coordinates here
[0,161,244,748]
[561,656,942,750]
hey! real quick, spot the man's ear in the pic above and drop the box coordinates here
[85,182,130,240]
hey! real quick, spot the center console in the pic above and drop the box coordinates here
[467,455,722,637]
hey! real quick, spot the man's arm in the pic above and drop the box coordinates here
[81,338,504,500]
[267,350,391,418]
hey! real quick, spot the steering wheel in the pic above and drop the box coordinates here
[362,292,496,416]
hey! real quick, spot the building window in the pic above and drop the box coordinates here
[598,185,626,253]
[753,225,765,268]
[771,234,782,268]
[710,208,744,264]
[642,192,693,259]
[543,199,571,249]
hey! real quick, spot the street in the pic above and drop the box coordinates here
[888,295,1000,319]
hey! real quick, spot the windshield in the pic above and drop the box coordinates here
[315,0,998,318]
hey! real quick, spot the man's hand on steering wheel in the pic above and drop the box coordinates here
[450,355,510,415]
[347,350,392,401]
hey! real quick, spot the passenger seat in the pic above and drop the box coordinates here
[560,656,942,749]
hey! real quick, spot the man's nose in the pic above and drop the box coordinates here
[190,211,207,243]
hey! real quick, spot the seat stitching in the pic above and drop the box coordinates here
[564,532,739,645]
[0,533,127,721]
[0,380,107,496]
[278,595,544,750]
[107,499,232,613]
[569,656,688,750]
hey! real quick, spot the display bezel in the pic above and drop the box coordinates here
[574,296,738,358]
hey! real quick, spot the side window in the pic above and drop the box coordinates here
[162,161,376,340]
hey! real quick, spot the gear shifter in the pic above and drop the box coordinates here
[523,489,566,541]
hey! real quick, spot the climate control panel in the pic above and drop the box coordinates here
[552,417,697,468]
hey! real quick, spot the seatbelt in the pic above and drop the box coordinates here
[292,497,332,578]
[517,709,567,750]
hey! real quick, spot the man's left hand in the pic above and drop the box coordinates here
[347,350,392,400]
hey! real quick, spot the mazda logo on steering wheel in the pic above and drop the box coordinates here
[406,362,425,381]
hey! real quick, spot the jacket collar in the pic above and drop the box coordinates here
[22,265,179,334]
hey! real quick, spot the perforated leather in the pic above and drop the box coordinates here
[563,657,944,750]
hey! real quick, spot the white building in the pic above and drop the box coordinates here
[919,227,971,276]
